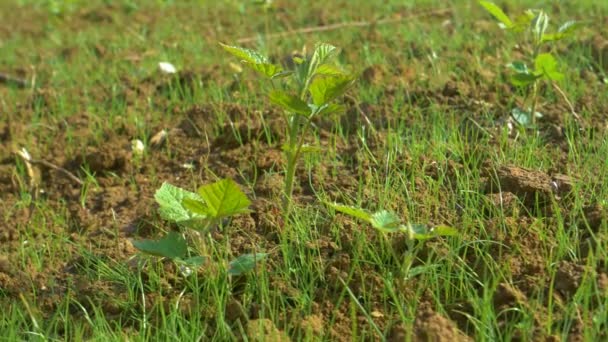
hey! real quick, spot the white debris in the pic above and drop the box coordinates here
[159,62,177,74]
[131,139,145,155]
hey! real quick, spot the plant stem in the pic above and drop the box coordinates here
[282,115,300,214]
[530,82,538,125]
[282,114,314,215]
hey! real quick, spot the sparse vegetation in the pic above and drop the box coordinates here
[1,1,607,341]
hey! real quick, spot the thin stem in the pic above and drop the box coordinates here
[282,114,315,215]
[530,82,539,125]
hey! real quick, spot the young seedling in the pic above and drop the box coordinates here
[325,202,457,241]
[132,179,267,276]
[220,42,356,214]
[479,1,582,125]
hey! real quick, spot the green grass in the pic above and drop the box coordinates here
[1,0,607,341]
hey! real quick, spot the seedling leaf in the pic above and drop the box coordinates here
[479,1,513,29]
[510,72,540,87]
[406,224,457,240]
[220,43,268,64]
[508,61,529,74]
[132,231,188,259]
[182,198,209,216]
[315,64,347,77]
[155,182,207,224]
[311,43,338,66]
[228,253,268,276]
[511,11,535,32]
[534,53,564,81]
[531,11,550,43]
[269,90,311,115]
[197,178,252,219]
[316,103,346,117]
[309,74,355,106]
[541,20,584,42]
[219,43,283,78]
[370,210,402,233]
[326,202,373,223]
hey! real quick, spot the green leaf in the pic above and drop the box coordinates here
[508,61,529,74]
[315,64,347,77]
[511,11,535,32]
[558,20,582,35]
[271,70,294,79]
[479,1,513,29]
[305,43,339,85]
[309,74,355,106]
[405,224,457,240]
[197,178,252,219]
[369,210,402,233]
[316,103,346,117]
[182,198,209,216]
[535,53,564,81]
[219,43,283,78]
[531,11,549,43]
[154,183,207,224]
[431,225,459,237]
[132,231,188,259]
[311,43,338,66]
[220,43,268,65]
[510,72,540,87]
[268,90,311,115]
[228,253,268,276]
[325,202,372,223]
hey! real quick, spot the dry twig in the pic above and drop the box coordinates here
[15,148,84,186]
[236,9,452,43]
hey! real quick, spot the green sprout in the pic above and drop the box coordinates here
[479,1,582,125]
[325,202,457,241]
[221,42,356,214]
[132,179,266,276]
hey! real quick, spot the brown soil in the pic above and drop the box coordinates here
[1,3,607,342]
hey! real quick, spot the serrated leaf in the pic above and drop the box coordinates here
[316,103,346,117]
[309,74,355,106]
[182,198,209,216]
[315,64,347,76]
[558,20,582,34]
[228,253,268,276]
[249,63,284,78]
[534,53,558,71]
[219,43,283,78]
[268,90,311,115]
[431,225,458,237]
[511,11,535,32]
[479,1,513,29]
[132,231,188,259]
[370,210,402,233]
[534,53,563,80]
[220,43,268,64]
[510,72,540,87]
[154,183,207,224]
[405,224,442,240]
[406,224,458,240]
[508,61,529,74]
[325,202,373,223]
[271,70,294,79]
[197,179,252,219]
[310,43,338,67]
